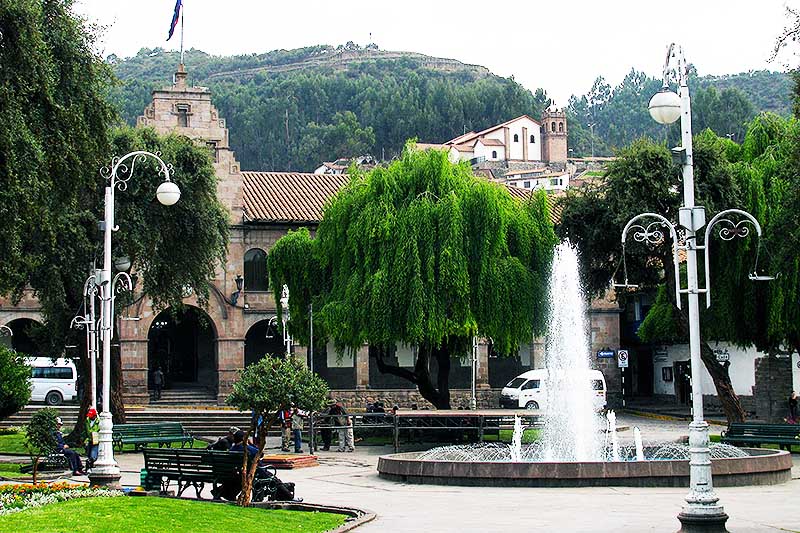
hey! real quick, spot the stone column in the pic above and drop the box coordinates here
[355,345,370,389]
[217,338,244,404]
[590,307,623,407]
[477,342,490,387]
[120,339,149,405]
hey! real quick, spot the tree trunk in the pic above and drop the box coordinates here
[111,345,126,424]
[238,415,273,507]
[67,350,90,443]
[372,344,452,409]
[674,304,746,423]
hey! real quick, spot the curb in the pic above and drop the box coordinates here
[621,409,728,426]
[252,501,376,532]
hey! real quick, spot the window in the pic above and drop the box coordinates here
[491,150,497,159]
[551,122,556,132]
[523,181,531,188]
[176,104,190,127]
[506,377,526,389]
[530,134,535,143]
[550,178,559,186]
[521,379,540,390]
[243,248,268,291]
[396,344,417,367]
[32,367,73,379]
[559,122,564,133]
[326,341,354,368]
[591,379,605,391]
[513,134,519,142]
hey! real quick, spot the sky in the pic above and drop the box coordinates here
[73,0,793,106]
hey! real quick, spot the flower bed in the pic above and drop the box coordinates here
[0,482,122,516]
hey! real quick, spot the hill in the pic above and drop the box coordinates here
[108,44,794,167]
[108,44,551,172]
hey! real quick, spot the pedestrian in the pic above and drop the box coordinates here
[152,366,165,401]
[334,401,354,452]
[207,426,239,451]
[279,405,292,452]
[54,417,85,476]
[789,391,798,423]
[320,400,336,451]
[230,430,259,459]
[84,408,100,469]
[291,403,306,453]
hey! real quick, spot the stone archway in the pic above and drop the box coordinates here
[244,318,286,367]
[147,306,218,393]
[3,318,45,357]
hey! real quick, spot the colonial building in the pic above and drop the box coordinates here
[0,66,623,409]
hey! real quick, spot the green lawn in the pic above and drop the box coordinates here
[0,431,208,455]
[0,463,26,479]
[0,496,347,533]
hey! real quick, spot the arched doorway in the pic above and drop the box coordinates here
[245,318,286,367]
[4,318,46,357]
[147,307,217,392]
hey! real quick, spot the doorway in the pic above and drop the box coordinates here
[674,360,692,405]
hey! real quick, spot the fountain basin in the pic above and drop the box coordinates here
[377,448,792,487]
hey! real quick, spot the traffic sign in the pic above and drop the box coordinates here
[617,349,629,368]
[597,349,615,359]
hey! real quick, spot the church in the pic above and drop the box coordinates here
[0,65,622,409]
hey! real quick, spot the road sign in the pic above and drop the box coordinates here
[617,349,629,368]
[597,349,615,359]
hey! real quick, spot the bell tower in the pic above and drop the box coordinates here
[541,108,568,164]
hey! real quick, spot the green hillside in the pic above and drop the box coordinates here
[108,44,552,172]
[108,44,794,167]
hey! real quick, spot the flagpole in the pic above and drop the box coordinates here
[180,1,185,65]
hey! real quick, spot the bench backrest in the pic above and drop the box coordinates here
[726,423,800,438]
[143,448,242,479]
[115,422,187,439]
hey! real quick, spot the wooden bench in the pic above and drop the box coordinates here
[142,448,245,498]
[113,422,193,453]
[720,422,800,451]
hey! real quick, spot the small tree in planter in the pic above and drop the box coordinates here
[25,407,58,483]
[227,355,329,506]
[0,346,31,421]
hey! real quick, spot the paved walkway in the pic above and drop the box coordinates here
[12,414,800,532]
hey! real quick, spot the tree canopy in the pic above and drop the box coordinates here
[269,146,556,408]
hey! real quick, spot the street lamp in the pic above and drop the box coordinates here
[70,270,100,409]
[91,151,180,487]
[0,324,11,337]
[470,337,478,410]
[617,43,771,533]
[280,285,292,355]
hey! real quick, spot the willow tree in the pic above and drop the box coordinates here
[270,146,556,408]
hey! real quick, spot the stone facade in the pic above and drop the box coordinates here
[541,109,568,164]
[754,354,793,423]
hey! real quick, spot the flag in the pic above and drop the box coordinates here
[167,0,182,41]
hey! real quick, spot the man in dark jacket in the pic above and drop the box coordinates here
[54,417,85,476]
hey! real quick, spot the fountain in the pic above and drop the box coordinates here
[377,242,792,487]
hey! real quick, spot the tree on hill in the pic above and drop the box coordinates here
[227,356,329,507]
[268,146,556,409]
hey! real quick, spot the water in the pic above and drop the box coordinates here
[539,241,604,462]
[634,427,645,461]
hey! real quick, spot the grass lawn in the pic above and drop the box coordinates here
[0,463,26,479]
[0,431,208,455]
[0,496,347,533]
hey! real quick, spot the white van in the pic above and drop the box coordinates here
[499,369,606,411]
[26,357,77,405]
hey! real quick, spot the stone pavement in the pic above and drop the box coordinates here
[33,414,800,532]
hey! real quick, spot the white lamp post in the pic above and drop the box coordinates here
[616,44,771,533]
[0,324,11,337]
[90,151,179,487]
[280,284,292,356]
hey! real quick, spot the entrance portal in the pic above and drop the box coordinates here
[148,307,217,391]
[244,318,286,367]
[4,318,45,357]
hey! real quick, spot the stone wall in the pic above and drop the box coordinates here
[754,355,793,422]
[331,388,502,410]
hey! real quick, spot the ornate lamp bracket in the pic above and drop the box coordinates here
[703,208,773,308]
[618,213,682,308]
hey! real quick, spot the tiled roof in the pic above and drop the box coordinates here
[450,144,474,152]
[444,115,541,145]
[242,172,558,224]
[242,172,349,223]
[477,138,504,146]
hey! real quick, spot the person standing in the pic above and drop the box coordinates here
[789,391,798,423]
[334,401,354,452]
[54,417,85,476]
[320,400,336,451]
[279,405,292,452]
[84,408,100,469]
[152,366,165,401]
[291,403,306,453]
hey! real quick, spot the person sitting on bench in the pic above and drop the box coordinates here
[54,417,85,476]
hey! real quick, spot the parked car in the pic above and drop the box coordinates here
[499,368,607,411]
[26,357,77,405]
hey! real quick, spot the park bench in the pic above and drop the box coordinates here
[113,422,193,453]
[142,448,246,498]
[720,422,800,451]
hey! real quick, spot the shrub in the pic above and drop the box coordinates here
[0,346,31,420]
[25,408,58,483]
